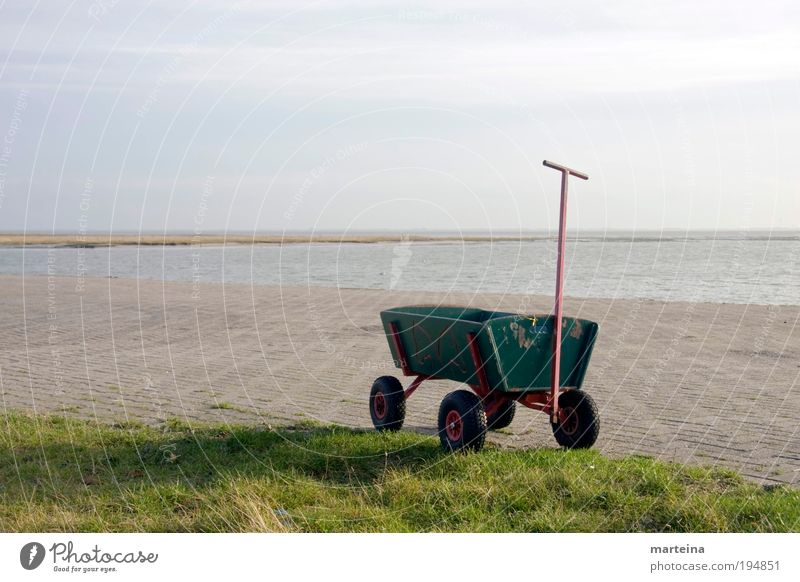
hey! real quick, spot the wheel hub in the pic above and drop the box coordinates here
[373,392,387,420]
[558,406,579,436]
[445,410,463,441]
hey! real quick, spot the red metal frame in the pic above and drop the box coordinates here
[388,321,410,375]
[387,160,589,425]
[466,332,506,418]
[466,332,490,397]
[403,373,428,400]
[389,321,431,400]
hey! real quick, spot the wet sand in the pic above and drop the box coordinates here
[0,274,798,485]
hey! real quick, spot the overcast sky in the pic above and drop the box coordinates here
[1,1,798,234]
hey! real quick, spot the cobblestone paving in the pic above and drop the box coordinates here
[1,275,798,485]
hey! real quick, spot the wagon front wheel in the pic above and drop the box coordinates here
[370,376,405,432]
[551,390,599,449]
[438,390,487,452]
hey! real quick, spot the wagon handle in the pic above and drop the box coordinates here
[543,160,588,423]
[543,160,589,181]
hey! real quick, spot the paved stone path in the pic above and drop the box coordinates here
[1,275,798,485]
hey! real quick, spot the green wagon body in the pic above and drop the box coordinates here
[380,306,599,393]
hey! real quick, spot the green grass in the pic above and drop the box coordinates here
[209,401,250,414]
[0,411,797,532]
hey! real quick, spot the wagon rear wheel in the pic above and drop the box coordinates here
[486,399,516,430]
[370,376,405,432]
[438,390,487,452]
[551,390,599,449]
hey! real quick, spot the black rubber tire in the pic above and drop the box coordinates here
[551,390,600,449]
[370,376,405,432]
[438,390,487,452]
[486,399,516,430]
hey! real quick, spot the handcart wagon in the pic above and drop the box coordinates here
[369,160,600,452]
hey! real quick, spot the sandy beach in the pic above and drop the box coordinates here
[0,274,797,485]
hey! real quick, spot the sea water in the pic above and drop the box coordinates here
[0,234,797,305]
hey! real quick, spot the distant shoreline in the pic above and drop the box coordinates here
[0,234,545,247]
[0,232,796,247]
